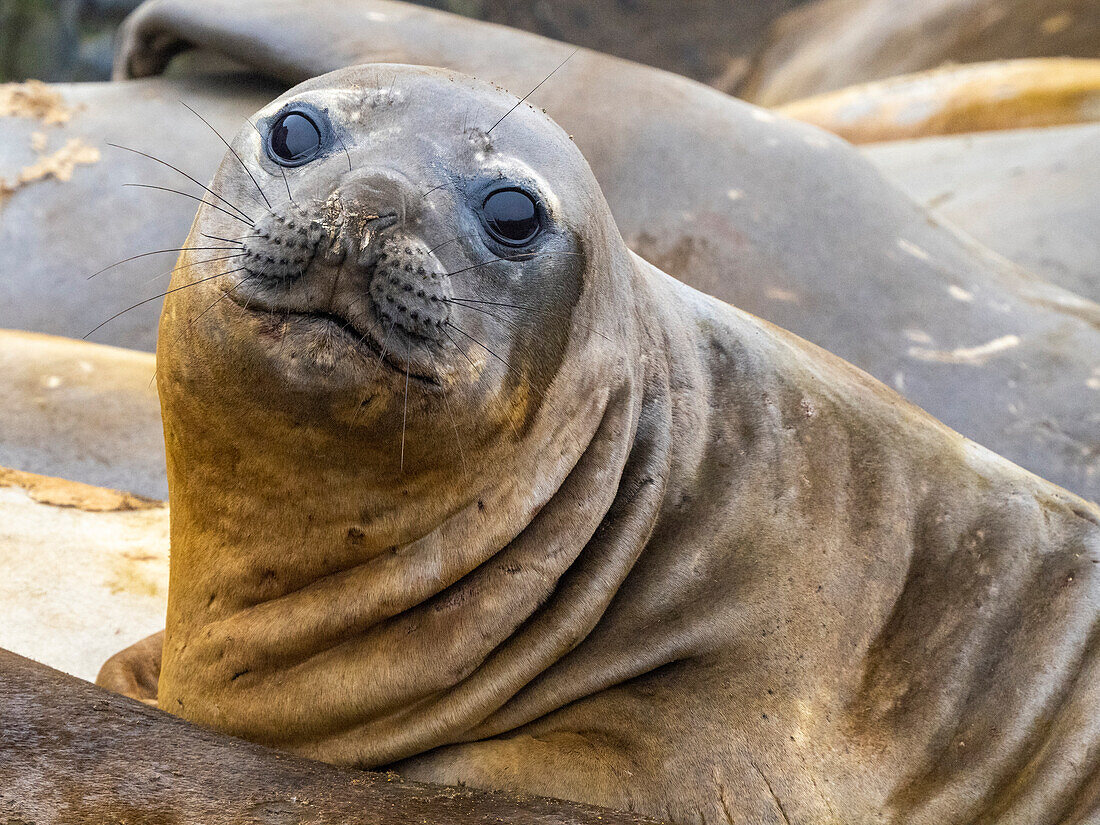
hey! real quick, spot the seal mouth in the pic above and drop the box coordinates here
[241,300,443,387]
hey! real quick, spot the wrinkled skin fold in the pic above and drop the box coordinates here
[100,65,1100,825]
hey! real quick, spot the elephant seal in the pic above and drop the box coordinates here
[100,65,1100,825]
[0,329,165,498]
[864,122,1100,302]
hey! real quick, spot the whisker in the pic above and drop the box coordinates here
[400,343,411,472]
[84,266,247,339]
[444,252,550,279]
[445,321,515,378]
[181,267,264,336]
[426,349,469,479]
[280,166,295,206]
[336,133,353,173]
[428,234,478,255]
[350,318,397,432]
[247,117,295,207]
[106,142,254,223]
[122,183,253,226]
[140,252,245,287]
[443,299,524,334]
[444,321,523,439]
[182,101,272,209]
[420,181,449,200]
[446,320,551,404]
[203,231,260,244]
[447,296,611,342]
[440,323,480,374]
[201,233,243,245]
[88,246,242,280]
[487,49,578,134]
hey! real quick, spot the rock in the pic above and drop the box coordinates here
[0,466,168,681]
[0,329,164,498]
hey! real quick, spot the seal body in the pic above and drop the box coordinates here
[111,66,1100,825]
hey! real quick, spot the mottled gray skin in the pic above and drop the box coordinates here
[100,65,1100,825]
[108,0,1100,504]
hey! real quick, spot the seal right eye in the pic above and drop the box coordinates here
[267,111,323,166]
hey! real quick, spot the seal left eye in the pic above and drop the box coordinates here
[267,111,323,166]
[480,188,541,247]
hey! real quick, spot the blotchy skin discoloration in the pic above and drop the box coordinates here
[102,66,1100,825]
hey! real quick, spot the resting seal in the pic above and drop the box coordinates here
[102,65,1100,824]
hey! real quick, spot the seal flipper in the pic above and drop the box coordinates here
[97,629,163,706]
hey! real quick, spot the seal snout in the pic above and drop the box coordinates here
[241,202,323,283]
[328,168,454,343]
[368,237,452,342]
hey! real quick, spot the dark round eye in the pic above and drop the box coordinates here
[267,111,323,166]
[481,188,541,246]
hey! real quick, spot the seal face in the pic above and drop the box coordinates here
[167,68,607,443]
[124,64,1100,825]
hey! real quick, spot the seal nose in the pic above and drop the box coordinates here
[369,237,452,340]
[336,168,418,228]
[329,168,453,342]
[313,167,421,265]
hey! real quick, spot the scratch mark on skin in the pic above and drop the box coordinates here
[948,284,974,302]
[749,762,792,825]
[907,334,1021,366]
